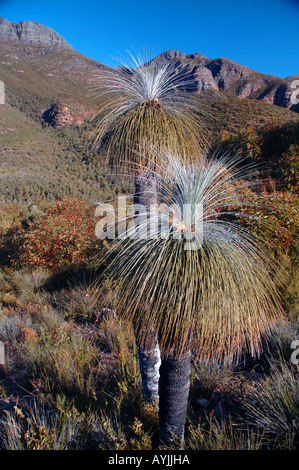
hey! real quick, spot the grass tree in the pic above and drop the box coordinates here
[92,53,205,408]
[98,150,284,447]
[92,53,205,163]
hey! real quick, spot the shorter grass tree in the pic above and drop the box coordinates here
[98,149,284,446]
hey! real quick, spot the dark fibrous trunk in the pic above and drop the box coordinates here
[158,349,192,447]
[133,171,192,445]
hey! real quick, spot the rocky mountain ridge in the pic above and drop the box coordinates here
[152,50,299,112]
[0,16,298,129]
[0,16,72,48]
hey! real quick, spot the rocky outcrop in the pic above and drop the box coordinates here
[151,50,299,113]
[156,50,187,61]
[207,58,249,89]
[193,65,219,92]
[0,17,72,48]
[237,80,263,98]
[42,103,85,128]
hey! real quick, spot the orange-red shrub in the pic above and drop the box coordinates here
[239,191,299,257]
[7,197,102,271]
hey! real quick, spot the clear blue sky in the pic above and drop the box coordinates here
[0,0,298,78]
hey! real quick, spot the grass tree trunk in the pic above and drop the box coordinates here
[134,172,161,403]
[135,329,161,402]
[158,349,192,447]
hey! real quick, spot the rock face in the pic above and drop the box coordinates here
[42,103,85,128]
[207,57,248,89]
[0,17,72,48]
[151,50,299,112]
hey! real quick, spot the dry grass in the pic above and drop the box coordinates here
[0,268,297,449]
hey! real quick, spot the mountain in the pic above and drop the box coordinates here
[0,17,298,204]
[0,16,298,129]
[0,17,120,128]
[0,16,72,48]
[151,50,299,113]
[0,18,127,203]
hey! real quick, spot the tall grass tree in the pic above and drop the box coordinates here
[92,53,206,410]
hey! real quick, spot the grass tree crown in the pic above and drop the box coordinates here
[99,149,284,360]
[91,53,206,166]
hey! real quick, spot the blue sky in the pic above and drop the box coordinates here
[0,0,298,78]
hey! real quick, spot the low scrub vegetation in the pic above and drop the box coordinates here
[0,260,298,450]
[0,94,298,450]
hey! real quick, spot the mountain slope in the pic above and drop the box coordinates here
[0,40,110,123]
[0,100,131,203]
[0,17,298,204]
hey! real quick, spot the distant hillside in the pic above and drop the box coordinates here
[0,100,132,204]
[0,17,298,203]
[0,37,110,124]
[0,17,299,122]
[150,50,299,113]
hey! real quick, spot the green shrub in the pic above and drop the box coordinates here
[239,191,298,257]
